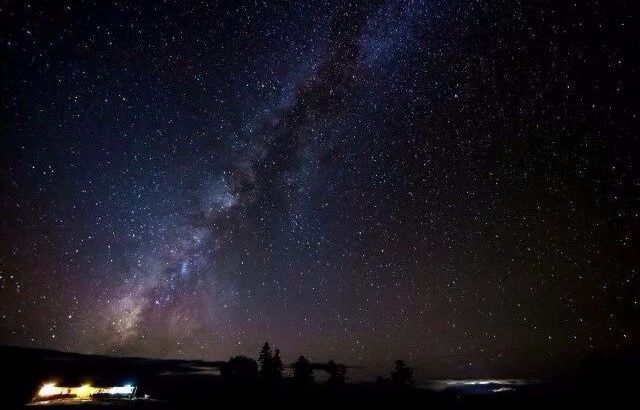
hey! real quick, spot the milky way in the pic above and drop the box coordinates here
[0,1,636,378]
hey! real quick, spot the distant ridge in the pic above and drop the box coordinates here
[0,343,228,367]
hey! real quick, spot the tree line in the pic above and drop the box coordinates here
[222,342,414,390]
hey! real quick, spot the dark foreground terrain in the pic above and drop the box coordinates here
[3,345,638,410]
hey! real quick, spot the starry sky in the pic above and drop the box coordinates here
[0,1,636,378]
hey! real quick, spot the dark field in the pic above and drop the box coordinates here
[3,345,638,410]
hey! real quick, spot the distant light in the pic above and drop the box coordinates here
[108,385,135,395]
[38,383,59,397]
[36,383,135,399]
[75,384,94,399]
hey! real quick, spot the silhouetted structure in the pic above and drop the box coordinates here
[293,355,314,389]
[391,360,414,388]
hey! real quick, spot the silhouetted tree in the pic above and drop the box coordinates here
[273,349,283,381]
[258,342,274,382]
[258,342,284,388]
[293,355,314,389]
[222,355,258,386]
[391,360,414,388]
[326,359,346,386]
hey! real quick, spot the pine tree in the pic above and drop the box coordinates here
[258,342,273,382]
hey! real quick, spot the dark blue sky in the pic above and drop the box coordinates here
[0,0,635,379]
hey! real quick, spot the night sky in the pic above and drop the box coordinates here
[0,1,636,379]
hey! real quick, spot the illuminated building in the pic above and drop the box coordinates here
[31,382,136,403]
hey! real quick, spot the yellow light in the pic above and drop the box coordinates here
[38,383,60,397]
[75,384,95,399]
[35,382,136,401]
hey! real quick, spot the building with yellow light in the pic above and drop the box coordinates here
[32,382,136,403]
